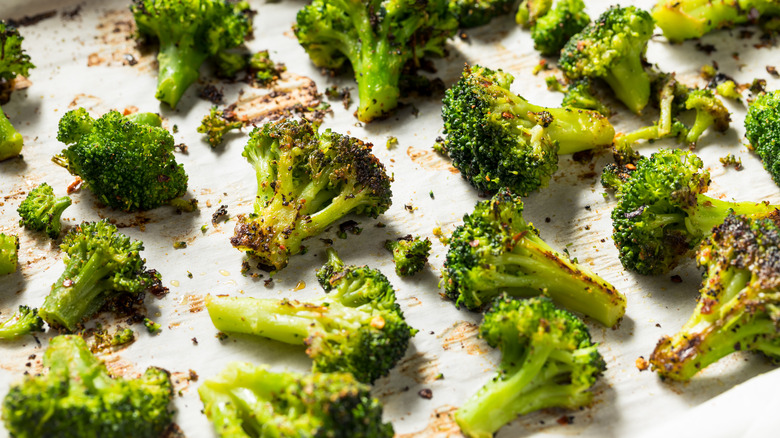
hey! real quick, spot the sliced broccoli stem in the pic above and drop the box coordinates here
[125,112,163,127]
[603,55,650,114]
[155,42,208,108]
[0,106,23,161]
[686,111,716,144]
[355,41,402,123]
[690,195,779,235]
[301,189,375,235]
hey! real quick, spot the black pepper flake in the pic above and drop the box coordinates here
[191,337,198,345]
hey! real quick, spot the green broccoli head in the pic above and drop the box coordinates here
[651,0,780,42]
[745,90,780,188]
[197,107,242,148]
[0,20,35,162]
[562,78,610,116]
[0,305,44,340]
[684,88,730,145]
[559,6,654,114]
[524,0,590,56]
[199,363,394,437]
[385,235,432,277]
[131,0,251,108]
[443,189,625,327]
[2,335,173,438]
[294,0,457,122]
[17,183,72,239]
[53,108,188,212]
[0,233,18,276]
[449,0,516,28]
[455,295,605,438]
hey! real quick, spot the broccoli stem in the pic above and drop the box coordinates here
[603,55,650,114]
[0,106,23,161]
[125,112,163,127]
[155,42,208,108]
[686,111,716,144]
[355,41,401,123]
[690,196,779,235]
[652,0,742,42]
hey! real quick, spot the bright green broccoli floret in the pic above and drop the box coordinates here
[230,119,392,271]
[0,21,35,161]
[455,295,605,438]
[442,189,626,327]
[652,0,780,42]
[2,335,173,438]
[684,88,731,145]
[53,108,188,212]
[517,0,590,56]
[561,78,610,116]
[199,363,394,437]
[17,183,72,239]
[449,0,515,28]
[143,317,162,334]
[197,107,242,148]
[206,248,415,384]
[441,64,615,195]
[745,90,780,187]
[0,306,44,340]
[38,220,164,332]
[650,214,780,380]
[0,233,18,276]
[385,235,432,277]
[560,6,654,114]
[294,0,457,122]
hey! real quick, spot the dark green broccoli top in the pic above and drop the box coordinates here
[17,183,72,238]
[746,90,780,187]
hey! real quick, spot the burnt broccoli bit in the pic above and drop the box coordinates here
[199,363,394,437]
[294,0,457,122]
[385,235,432,277]
[197,106,242,148]
[441,64,614,195]
[0,306,44,340]
[455,295,605,438]
[53,108,188,212]
[653,0,780,42]
[517,0,590,56]
[2,335,173,438]
[248,49,286,86]
[230,119,392,271]
[0,233,19,276]
[745,90,780,187]
[17,183,72,238]
[450,0,515,28]
[0,20,35,161]
[442,189,625,328]
[650,214,780,380]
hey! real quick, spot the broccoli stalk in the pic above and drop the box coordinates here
[197,107,242,147]
[0,306,44,340]
[0,233,18,276]
[684,88,731,145]
[517,0,590,56]
[17,183,72,238]
[745,90,780,188]
[652,0,780,42]
[385,235,432,277]
[0,21,35,161]
[455,295,605,438]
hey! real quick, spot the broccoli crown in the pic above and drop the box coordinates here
[651,0,779,42]
[53,109,188,212]
[230,119,392,271]
[38,220,162,332]
[0,305,44,340]
[131,0,251,107]
[197,106,242,148]
[0,233,18,276]
[443,189,625,327]
[684,88,731,145]
[449,0,516,28]
[294,0,457,122]
[745,90,780,187]
[2,335,173,438]
[650,213,780,380]
[455,295,605,438]
[559,6,654,114]
[199,363,394,438]
[528,0,590,56]
[0,21,34,82]
[384,235,432,277]
[561,78,610,116]
[17,183,73,239]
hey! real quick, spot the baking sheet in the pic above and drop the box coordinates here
[2,0,780,436]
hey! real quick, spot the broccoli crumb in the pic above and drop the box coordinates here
[532,59,548,75]
[216,332,228,341]
[545,76,564,92]
[700,64,717,80]
[143,318,161,334]
[635,356,649,371]
[201,224,209,233]
[187,271,193,278]
[429,191,434,199]
[715,80,741,100]
[386,136,398,150]
[324,85,353,109]
[720,154,743,170]
[212,205,228,225]
[173,241,187,249]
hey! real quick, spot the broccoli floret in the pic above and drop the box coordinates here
[517,0,590,56]
[441,64,615,195]
[17,183,72,239]
[143,317,162,334]
[652,0,780,42]
[248,50,286,86]
[199,363,394,437]
[562,78,610,116]
[449,0,515,28]
[0,306,44,340]
[745,90,780,187]
[611,148,780,275]
[2,335,173,438]
[206,249,415,383]
[684,88,731,145]
[197,107,242,148]
[53,108,188,212]
[230,119,392,271]
[131,0,251,108]
[650,214,780,380]
[0,233,18,276]
[385,235,432,277]
[455,295,605,437]
[0,21,35,161]
[560,6,654,114]
[38,220,164,332]
[442,189,626,327]
[294,0,457,122]
[716,80,742,100]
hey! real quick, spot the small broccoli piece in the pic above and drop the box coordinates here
[384,235,432,277]
[517,0,590,56]
[131,0,251,108]
[0,233,18,276]
[2,335,173,437]
[197,107,242,147]
[716,80,742,100]
[455,295,605,437]
[652,0,780,42]
[0,306,44,340]
[443,189,626,327]
[450,0,515,28]
[560,6,654,114]
[230,119,392,270]
[143,317,161,334]
[745,90,780,187]
[441,64,615,195]
[0,21,35,161]
[199,363,394,437]
[38,220,163,332]
[17,183,72,238]
[53,108,188,212]
[248,50,286,86]
[650,214,780,380]
[294,0,457,122]
[562,78,610,116]
[684,88,731,145]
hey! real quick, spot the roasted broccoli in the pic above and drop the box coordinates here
[684,88,731,145]
[0,21,35,161]
[0,306,44,340]
[17,183,72,239]
[650,214,780,380]
[230,119,392,271]
[442,189,626,327]
[53,108,188,212]
[560,6,654,114]
[562,78,610,116]
[455,295,605,438]
[294,0,457,122]
[385,235,432,277]
[745,90,780,187]
[652,0,780,42]
[517,0,590,56]
[2,335,173,438]
[441,64,615,195]
[197,107,242,147]
[0,233,18,276]
[248,50,286,86]
[199,363,394,437]
[38,220,163,332]
[450,0,515,28]
[131,0,251,108]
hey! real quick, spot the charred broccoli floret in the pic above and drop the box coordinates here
[0,21,35,161]
[652,0,780,42]
[17,183,72,239]
[2,335,173,438]
[455,295,605,438]
[0,306,44,340]
[230,119,392,271]
[248,49,286,86]
[199,363,394,437]
[197,107,242,148]
[442,189,625,327]
[517,0,590,56]
[385,235,431,277]
[450,0,515,28]
[745,90,780,187]
[0,233,18,276]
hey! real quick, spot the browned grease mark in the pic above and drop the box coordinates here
[68,93,103,110]
[226,72,328,125]
[396,405,460,438]
[406,146,459,174]
[405,296,422,307]
[171,370,197,394]
[101,354,138,378]
[91,9,156,72]
[181,294,205,313]
[397,352,441,384]
[439,321,488,355]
